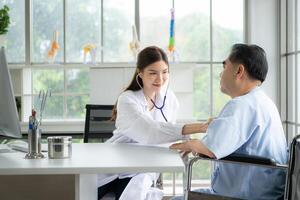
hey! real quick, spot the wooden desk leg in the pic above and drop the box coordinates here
[75,174,97,200]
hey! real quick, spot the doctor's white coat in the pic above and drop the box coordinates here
[97,89,184,200]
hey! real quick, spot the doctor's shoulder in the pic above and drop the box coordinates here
[117,90,141,105]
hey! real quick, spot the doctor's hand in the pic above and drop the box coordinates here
[182,118,213,135]
[199,117,214,133]
[206,117,214,126]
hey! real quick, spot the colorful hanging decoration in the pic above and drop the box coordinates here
[168,8,179,62]
[168,8,175,53]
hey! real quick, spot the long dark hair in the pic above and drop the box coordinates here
[111,46,169,121]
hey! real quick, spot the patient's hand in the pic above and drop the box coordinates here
[170,139,215,158]
[170,139,198,157]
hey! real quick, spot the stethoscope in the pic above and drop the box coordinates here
[136,75,168,122]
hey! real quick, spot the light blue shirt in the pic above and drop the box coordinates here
[202,87,288,200]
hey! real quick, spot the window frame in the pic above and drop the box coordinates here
[281,0,300,142]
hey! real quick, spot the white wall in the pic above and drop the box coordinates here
[248,0,280,106]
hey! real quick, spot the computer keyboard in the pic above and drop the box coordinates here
[8,142,48,153]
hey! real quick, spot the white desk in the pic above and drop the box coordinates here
[0,143,184,200]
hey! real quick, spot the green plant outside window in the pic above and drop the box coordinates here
[0,5,10,35]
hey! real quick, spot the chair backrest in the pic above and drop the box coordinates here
[285,135,300,200]
[84,104,115,143]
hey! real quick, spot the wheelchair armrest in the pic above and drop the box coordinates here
[220,153,277,165]
[186,153,287,192]
[194,152,281,167]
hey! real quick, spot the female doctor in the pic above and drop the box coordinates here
[97,46,209,200]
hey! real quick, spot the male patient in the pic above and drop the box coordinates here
[171,44,288,199]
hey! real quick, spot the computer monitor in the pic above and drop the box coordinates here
[0,47,22,138]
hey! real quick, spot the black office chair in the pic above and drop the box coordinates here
[84,104,115,143]
[185,135,300,200]
[84,105,117,199]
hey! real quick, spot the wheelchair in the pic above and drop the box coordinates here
[185,135,300,200]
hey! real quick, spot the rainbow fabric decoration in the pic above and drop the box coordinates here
[168,8,175,53]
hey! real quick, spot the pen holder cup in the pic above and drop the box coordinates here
[25,128,44,159]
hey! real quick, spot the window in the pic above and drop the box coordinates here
[176,0,210,62]
[212,0,244,61]
[281,0,300,142]
[103,0,134,62]
[140,0,170,49]
[32,0,64,63]
[66,0,101,63]
[30,68,89,120]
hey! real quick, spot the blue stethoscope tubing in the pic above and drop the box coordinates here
[151,95,168,122]
[136,74,169,122]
